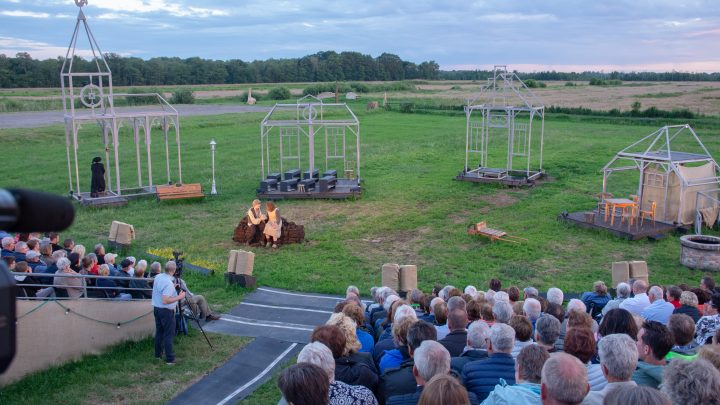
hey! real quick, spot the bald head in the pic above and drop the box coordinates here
[541,353,589,405]
[633,280,648,294]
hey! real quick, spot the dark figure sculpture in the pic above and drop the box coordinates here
[90,156,106,198]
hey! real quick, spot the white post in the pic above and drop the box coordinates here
[210,138,217,195]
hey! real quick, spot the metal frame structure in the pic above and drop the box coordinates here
[457,65,545,186]
[61,3,182,204]
[260,95,361,184]
[602,125,720,225]
[695,189,720,234]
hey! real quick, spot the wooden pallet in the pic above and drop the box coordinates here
[467,221,526,244]
[156,183,204,201]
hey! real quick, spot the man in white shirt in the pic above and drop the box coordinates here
[152,261,185,365]
[619,280,650,315]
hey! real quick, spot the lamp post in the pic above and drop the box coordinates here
[209,138,217,195]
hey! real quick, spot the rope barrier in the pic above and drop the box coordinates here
[16,299,153,329]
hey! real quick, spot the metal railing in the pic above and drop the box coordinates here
[11,271,154,300]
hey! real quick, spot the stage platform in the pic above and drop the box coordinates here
[559,210,687,240]
[257,178,361,200]
[72,186,157,207]
[456,168,543,187]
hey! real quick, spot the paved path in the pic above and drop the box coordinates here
[170,287,368,404]
[0,105,271,129]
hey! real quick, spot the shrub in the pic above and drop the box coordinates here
[124,87,162,106]
[399,102,414,113]
[267,87,291,100]
[524,79,547,88]
[169,89,194,104]
[565,82,577,87]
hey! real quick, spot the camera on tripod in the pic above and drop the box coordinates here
[172,250,185,279]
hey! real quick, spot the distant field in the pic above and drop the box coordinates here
[2,80,719,115]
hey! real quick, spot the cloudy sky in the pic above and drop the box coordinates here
[1,0,718,72]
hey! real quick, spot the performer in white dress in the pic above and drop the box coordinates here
[263,201,282,248]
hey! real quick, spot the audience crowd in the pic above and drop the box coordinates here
[1,231,220,321]
[278,276,720,405]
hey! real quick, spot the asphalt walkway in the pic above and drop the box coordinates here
[169,287,367,404]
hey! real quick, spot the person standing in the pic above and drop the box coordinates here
[263,201,282,248]
[152,261,185,365]
[90,156,106,198]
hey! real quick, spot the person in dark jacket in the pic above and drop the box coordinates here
[581,281,612,320]
[450,321,490,375]
[90,156,106,198]
[462,323,516,402]
[673,290,702,323]
[95,264,120,298]
[311,324,378,393]
[439,308,469,357]
[378,320,436,404]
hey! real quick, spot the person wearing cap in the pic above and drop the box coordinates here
[90,156,106,198]
[25,250,47,273]
[246,199,267,245]
[115,258,133,289]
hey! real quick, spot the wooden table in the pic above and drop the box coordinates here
[604,198,637,226]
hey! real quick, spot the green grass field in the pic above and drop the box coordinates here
[1,108,718,403]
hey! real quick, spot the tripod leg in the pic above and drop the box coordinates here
[183,296,214,350]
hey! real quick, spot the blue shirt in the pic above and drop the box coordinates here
[357,328,374,353]
[152,273,177,309]
[641,299,674,325]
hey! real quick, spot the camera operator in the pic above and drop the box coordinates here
[152,260,185,365]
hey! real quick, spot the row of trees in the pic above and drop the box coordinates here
[439,69,720,82]
[0,51,440,88]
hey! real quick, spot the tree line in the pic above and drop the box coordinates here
[0,51,440,88]
[439,69,720,82]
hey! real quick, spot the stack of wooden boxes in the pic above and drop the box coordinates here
[225,249,256,287]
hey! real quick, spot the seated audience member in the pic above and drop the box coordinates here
[540,353,589,405]
[640,286,674,325]
[149,261,162,278]
[467,299,482,323]
[447,296,467,312]
[297,341,378,405]
[602,282,631,316]
[379,317,416,373]
[417,374,472,405]
[94,243,106,265]
[129,261,152,299]
[53,257,84,299]
[26,238,40,252]
[488,279,501,293]
[39,242,54,266]
[372,289,398,328]
[95,264,121,299]
[695,293,720,345]
[177,277,220,321]
[24,250,46,273]
[698,345,720,371]
[450,321,490,374]
[126,256,137,276]
[673,290,701,323]
[71,244,86,261]
[603,385,672,405]
[343,303,375,353]
[666,314,699,360]
[701,275,719,294]
[567,310,593,331]
[389,341,476,405]
[378,320,436,404]
[507,286,520,304]
[523,298,542,329]
[479,303,495,326]
[47,232,62,252]
[598,308,638,341]
[376,297,403,340]
[438,308,469,357]
[462,323,516,401]
[311,324,378,393]
[326,312,376,371]
[278,363,330,405]
[661,359,720,405]
[581,333,638,405]
[523,286,538,300]
[13,241,28,262]
[374,303,416,366]
[691,287,711,313]
[665,285,682,309]
[62,238,74,254]
[581,281,611,319]
[104,253,119,275]
[509,315,534,358]
[492,301,514,325]
[563,327,607,392]
[432,301,449,340]
[484,344,550,404]
[535,315,561,353]
[544,302,564,324]
[13,261,41,296]
[620,280,650,315]
[407,288,425,316]
[1,236,15,258]
[67,252,81,273]
[40,249,66,284]
[115,259,133,289]
[633,320,673,388]
[87,253,99,275]
[546,287,564,306]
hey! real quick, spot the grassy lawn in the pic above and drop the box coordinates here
[1,107,719,403]
[0,330,249,404]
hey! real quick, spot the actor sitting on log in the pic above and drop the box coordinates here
[246,199,267,246]
[264,201,282,248]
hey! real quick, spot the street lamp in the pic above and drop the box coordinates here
[209,138,217,195]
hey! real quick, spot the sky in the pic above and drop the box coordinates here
[0,0,719,72]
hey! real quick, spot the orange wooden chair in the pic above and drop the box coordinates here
[621,195,639,225]
[596,192,614,216]
[640,200,656,226]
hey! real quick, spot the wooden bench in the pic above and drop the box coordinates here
[280,178,299,192]
[318,176,336,192]
[156,183,204,201]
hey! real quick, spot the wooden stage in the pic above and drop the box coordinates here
[257,179,361,200]
[559,210,687,240]
[456,169,543,187]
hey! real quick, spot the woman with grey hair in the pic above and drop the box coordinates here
[297,341,378,405]
[53,257,84,298]
[661,359,720,404]
[602,282,631,316]
[492,300,514,324]
[673,290,701,323]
